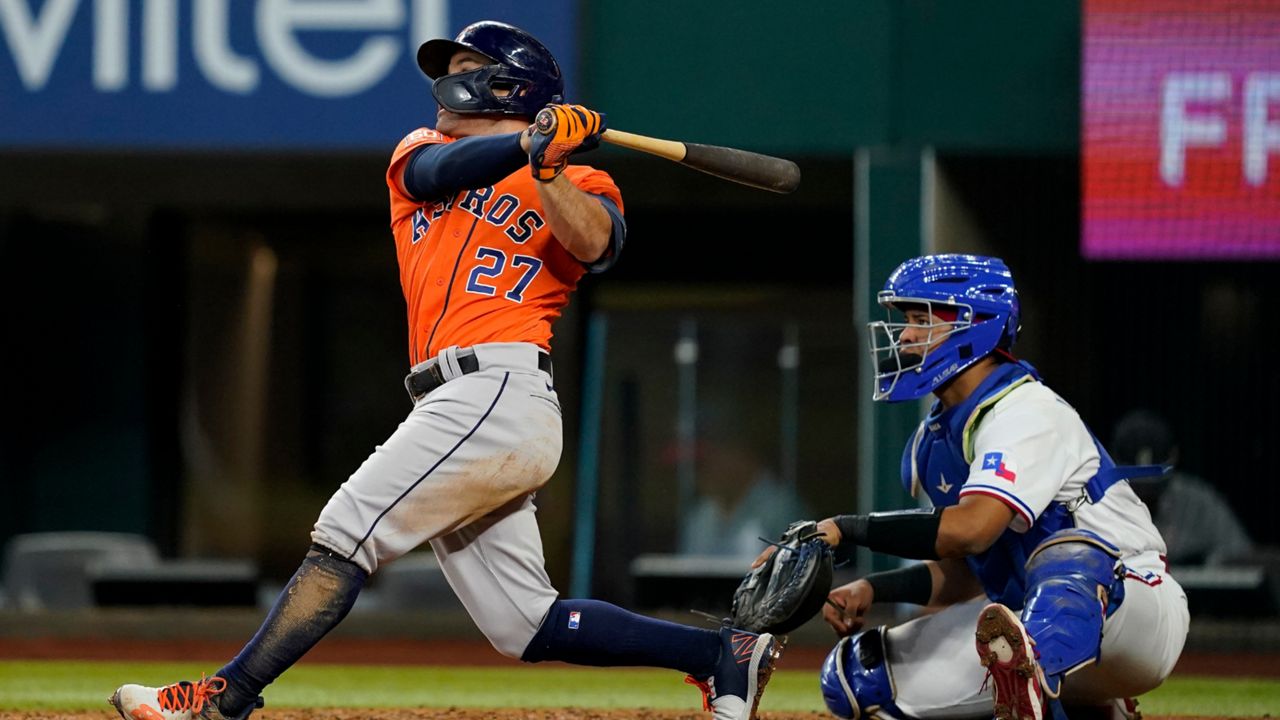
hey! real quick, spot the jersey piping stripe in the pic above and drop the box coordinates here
[423,214,481,360]
[961,374,1036,463]
[958,485,1035,528]
[1123,569,1164,586]
[346,371,510,563]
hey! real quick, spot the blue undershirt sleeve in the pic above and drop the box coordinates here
[585,193,626,273]
[403,131,528,201]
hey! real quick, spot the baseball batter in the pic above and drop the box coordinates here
[789,255,1187,720]
[110,21,779,720]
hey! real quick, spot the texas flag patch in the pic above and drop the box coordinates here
[568,611,581,630]
[981,452,1018,482]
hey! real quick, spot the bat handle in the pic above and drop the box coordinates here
[600,129,687,162]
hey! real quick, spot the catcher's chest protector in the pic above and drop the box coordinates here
[906,363,1073,609]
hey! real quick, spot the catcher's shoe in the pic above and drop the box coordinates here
[108,675,263,720]
[976,603,1045,720]
[685,626,783,720]
[1116,697,1142,720]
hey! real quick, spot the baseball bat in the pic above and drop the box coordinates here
[601,129,801,194]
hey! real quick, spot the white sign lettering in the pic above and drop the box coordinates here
[1244,72,1280,187]
[1160,71,1280,187]
[1160,71,1231,186]
[0,0,448,97]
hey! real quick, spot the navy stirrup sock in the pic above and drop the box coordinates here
[214,546,367,715]
[520,599,720,677]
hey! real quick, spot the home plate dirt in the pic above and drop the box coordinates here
[0,707,1249,712]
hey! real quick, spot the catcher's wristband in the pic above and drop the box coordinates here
[864,562,933,605]
[832,508,943,561]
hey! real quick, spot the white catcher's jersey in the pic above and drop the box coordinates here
[959,381,1168,576]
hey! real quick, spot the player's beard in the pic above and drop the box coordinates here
[879,351,924,374]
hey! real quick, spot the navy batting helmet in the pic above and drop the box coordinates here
[417,21,564,117]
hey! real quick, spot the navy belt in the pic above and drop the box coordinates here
[405,349,552,402]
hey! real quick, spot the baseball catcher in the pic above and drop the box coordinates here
[792,255,1187,720]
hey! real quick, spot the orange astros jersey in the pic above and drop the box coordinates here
[387,128,623,366]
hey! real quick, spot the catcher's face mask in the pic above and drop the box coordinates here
[432,65,562,116]
[867,297,974,402]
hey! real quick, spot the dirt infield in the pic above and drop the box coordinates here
[0,707,1249,712]
[7,713,812,720]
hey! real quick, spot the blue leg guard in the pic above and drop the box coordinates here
[1021,529,1126,698]
[819,628,907,720]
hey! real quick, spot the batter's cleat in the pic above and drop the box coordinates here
[976,603,1045,720]
[685,626,783,720]
[108,675,263,720]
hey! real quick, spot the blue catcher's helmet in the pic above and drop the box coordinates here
[820,637,859,719]
[417,21,564,117]
[819,630,902,720]
[868,254,1020,402]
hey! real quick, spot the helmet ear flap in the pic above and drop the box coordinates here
[1000,315,1019,348]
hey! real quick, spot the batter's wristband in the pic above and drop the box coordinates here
[864,563,934,606]
[833,508,943,561]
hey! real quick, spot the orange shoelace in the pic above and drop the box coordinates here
[683,675,712,712]
[157,674,228,714]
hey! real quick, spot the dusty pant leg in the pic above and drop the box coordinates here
[887,595,994,720]
[311,370,563,574]
[431,494,559,658]
[1061,575,1190,704]
[214,549,366,715]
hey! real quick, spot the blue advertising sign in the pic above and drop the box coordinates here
[0,0,577,149]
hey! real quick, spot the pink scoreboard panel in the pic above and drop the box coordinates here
[1083,0,1280,259]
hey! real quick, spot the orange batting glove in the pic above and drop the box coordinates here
[527,104,606,182]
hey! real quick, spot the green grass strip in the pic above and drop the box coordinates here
[0,662,825,712]
[1135,676,1280,717]
[1,661,1278,716]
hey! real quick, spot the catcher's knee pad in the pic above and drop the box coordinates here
[1022,529,1126,696]
[819,628,906,720]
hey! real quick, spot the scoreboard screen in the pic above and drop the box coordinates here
[1083,0,1280,259]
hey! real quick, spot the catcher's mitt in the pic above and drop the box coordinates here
[730,520,834,634]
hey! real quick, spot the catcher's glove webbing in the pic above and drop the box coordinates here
[730,520,834,634]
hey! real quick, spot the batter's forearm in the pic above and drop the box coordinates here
[403,132,527,201]
[536,175,612,264]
